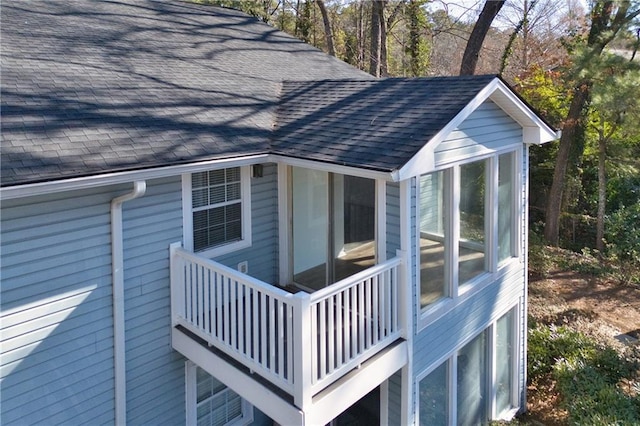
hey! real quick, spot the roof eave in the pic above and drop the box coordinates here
[0,154,270,201]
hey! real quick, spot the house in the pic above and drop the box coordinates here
[0,1,558,425]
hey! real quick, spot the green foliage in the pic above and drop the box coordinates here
[528,325,640,425]
[528,324,639,425]
[528,324,596,377]
[528,230,556,277]
[297,1,313,44]
[556,247,609,277]
[514,65,570,127]
[605,201,640,274]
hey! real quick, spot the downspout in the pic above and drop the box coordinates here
[111,181,146,426]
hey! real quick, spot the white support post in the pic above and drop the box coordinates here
[170,242,184,328]
[292,292,313,411]
[377,179,387,262]
[398,179,414,426]
[277,163,290,286]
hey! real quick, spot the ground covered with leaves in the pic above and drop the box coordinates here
[520,247,640,425]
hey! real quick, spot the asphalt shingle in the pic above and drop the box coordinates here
[272,76,496,172]
[1,0,371,186]
[1,0,498,187]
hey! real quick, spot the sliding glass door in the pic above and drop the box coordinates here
[291,167,375,291]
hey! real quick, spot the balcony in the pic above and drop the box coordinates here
[169,243,408,425]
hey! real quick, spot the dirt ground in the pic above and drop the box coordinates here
[529,269,640,340]
[524,266,640,425]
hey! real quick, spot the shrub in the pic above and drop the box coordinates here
[528,324,640,425]
[606,203,640,267]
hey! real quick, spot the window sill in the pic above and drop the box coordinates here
[194,238,252,259]
[417,297,454,330]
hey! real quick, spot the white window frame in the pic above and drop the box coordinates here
[182,166,252,258]
[414,304,521,425]
[416,148,522,326]
[185,361,253,426]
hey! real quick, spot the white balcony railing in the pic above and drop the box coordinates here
[170,244,404,408]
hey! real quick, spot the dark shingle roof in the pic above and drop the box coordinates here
[0,0,371,186]
[272,76,496,172]
[1,1,500,188]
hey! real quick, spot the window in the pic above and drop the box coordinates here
[186,362,252,426]
[418,170,448,307]
[419,361,449,426]
[458,160,488,285]
[183,166,251,257]
[417,151,519,314]
[416,307,520,425]
[457,331,487,426]
[290,167,376,290]
[495,308,516,417]
[498,152,515,264]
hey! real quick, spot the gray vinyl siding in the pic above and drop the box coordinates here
[434,101,522,167]
[1,186,119,425]
[413,267,525,376]
[121,177,185,425]
[214,163,279,285]
[0,177,188,426]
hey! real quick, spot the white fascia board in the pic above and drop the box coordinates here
[270,154,394,181]
[0,154,270,200]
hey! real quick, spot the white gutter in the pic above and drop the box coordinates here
[111,181,147,426]
[0,154,268,201]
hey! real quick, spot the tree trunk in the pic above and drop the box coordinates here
[315,0,335,56]
[357,1,365,70]
[380,2,388,76]
[369,0,383,76]
[543,83,590,245]
[596,133,607,252]
[460,0,506,75]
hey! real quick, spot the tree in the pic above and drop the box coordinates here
[460,0,506,75]
[543,1,640,245]
[316,0,336,56]
[296,0,313,43]
[406,0,430,76]
[586,58,640,251]
[370,0,388,76]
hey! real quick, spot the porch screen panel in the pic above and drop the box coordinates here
[458,160,487,285]
[418,171,448,307]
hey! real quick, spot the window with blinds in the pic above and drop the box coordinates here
[192,168,243,252]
